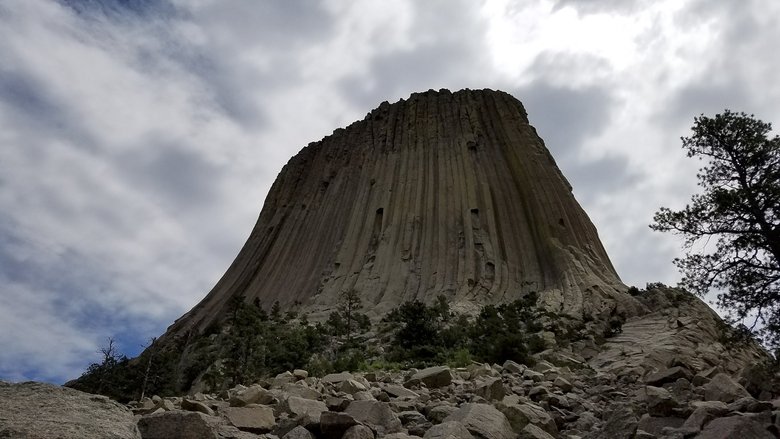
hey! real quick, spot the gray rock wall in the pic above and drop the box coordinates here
[164,88,640,339]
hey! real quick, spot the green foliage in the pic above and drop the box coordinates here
[469,302,531,365]
[73,291,612,400]
[68,337,183,403]
[384,293,542,367]
[652,110,780,349]
[326,290,371,344]
[217,296,328,387]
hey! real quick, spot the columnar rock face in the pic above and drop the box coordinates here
[166,88,639,338]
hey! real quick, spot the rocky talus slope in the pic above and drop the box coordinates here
[6,353,780,439]
[164,88,642,341]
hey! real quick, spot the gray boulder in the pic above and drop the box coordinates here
[442,403,515,439]
[677,404,728,436]
[345,400,403,435]
[230,385,274,407]
[636,414,684,437]
[696,415,774,439]
[222,406,277,433]
[586,407,637,439]
[341,379,369,394]
[553,377,572,392]
[495,402,557,436]
[501,360,524,375]
[282,383,323,400]
[703,373,751,403]
[518,424,555,439]
[322,372,356,384]
[644,366,693,386]
[283,425,315,439]
[320,411,360,439]
[137,411,225,439]
[642,385,679,416]
[474,378,505,401]
[181,398,214,416]
[406,366,454,389]
[343,424,376,439]
[0,381,140,439]
[424,421,475,439]
[383,384,420,399]
[281,396,328,427]
[427,405,458,424]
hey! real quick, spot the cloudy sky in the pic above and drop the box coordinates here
[2,0,778,384]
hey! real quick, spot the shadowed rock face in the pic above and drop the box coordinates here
[166,88,639,338]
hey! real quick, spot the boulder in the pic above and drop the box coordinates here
[230,385,274,407]
[181,398,214,416]
[384,433,420,439]
[222,406,277,433]
[642,386,678,416]
[553,377,572,392]
[281,396,328,427]
[383,384,420,399]
[293,369,309,380]
[644,366,693,386]
[274,371,296,387]
[636,414,684,437]
[696,415,774,439]
[322,372,356,384]
[703,373,751,403]
[283,425,315,439]
[726,396,773,413]
[502,361,524,375]
[474,378,505,401]
[344,400,403,435]
[341,379,369,394]
[522,369,544,383]
[527,386,548,402]
[442,403,515,439]
[137,411,223,439]
[588,408,637,439]
[399,410,432,436]
[406,366,454,389]
[678,405,728,436]
[468,363,498,380]
[343,424,376,439]
[495,402,557,436]
[0,381,140,439]
[518,424,555,439]
[320,411,360,439]
[282,383,323,400]
[423,421,475,439]
[427,405,458,424]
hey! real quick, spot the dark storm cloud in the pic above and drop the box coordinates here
[0,69,95,148]
[517,80,637,203]
[188,1,334,48]
[666,82,752,129]
[515,51,616,153]
[551,0,646,15]
[339,42,480,111]
[116,141,225,209]
[338,0,491,111]
[517,81,614,154]
[166,1,336,127]
[658,0,779,135]
[58,0,176,19]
